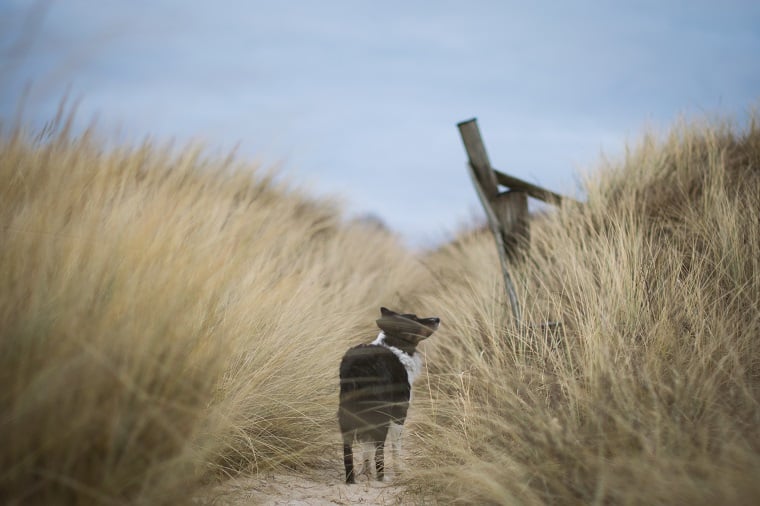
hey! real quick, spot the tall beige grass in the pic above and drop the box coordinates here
[407,114,760,504]
[0,115,427,504]
[4,108,759,505]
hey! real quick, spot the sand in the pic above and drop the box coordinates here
[196,455,419,505]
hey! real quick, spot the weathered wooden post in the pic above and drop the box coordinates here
[457,118,527,324]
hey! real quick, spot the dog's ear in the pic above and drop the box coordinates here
[419,317,440,333]
[380,307,397,317]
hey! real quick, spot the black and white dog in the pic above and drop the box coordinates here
[338,307,440,483]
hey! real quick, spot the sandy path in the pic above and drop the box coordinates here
[196,455,419,505]
[199,472,409,505]
[196,418,431,504]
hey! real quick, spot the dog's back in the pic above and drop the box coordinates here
[338,343,411,442]
[338,307,439,484]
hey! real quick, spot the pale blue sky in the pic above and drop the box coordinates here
[2,1,759,247]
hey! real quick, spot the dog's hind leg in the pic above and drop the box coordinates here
[388,422,404,475]
[357,441,374,479]
[374,440,385,482]
[342,434,355,484]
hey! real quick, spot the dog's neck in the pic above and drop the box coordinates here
[373,331,419,356]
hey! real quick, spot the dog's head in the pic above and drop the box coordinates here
[376,307,440,344]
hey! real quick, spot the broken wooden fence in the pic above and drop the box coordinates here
[457,118,573,326]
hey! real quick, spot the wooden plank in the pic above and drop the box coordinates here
[466,158,522,324]
[458,118,571,205]
[457,118,500,199]
[493,169,569,204]
[492,190,529,259]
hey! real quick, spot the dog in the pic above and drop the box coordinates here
[338,307,440,483]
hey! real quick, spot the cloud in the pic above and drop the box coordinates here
[2,1,759,247]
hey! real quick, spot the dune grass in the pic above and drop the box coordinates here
[0,116,427,504]
[2,109,758,505]
[406,113,760,504]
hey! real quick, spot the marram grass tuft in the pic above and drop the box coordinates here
[406,112,760,505]
[0,120,426,504]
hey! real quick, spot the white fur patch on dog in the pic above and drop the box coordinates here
[358,441,375,478]
[371,332,423,387]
